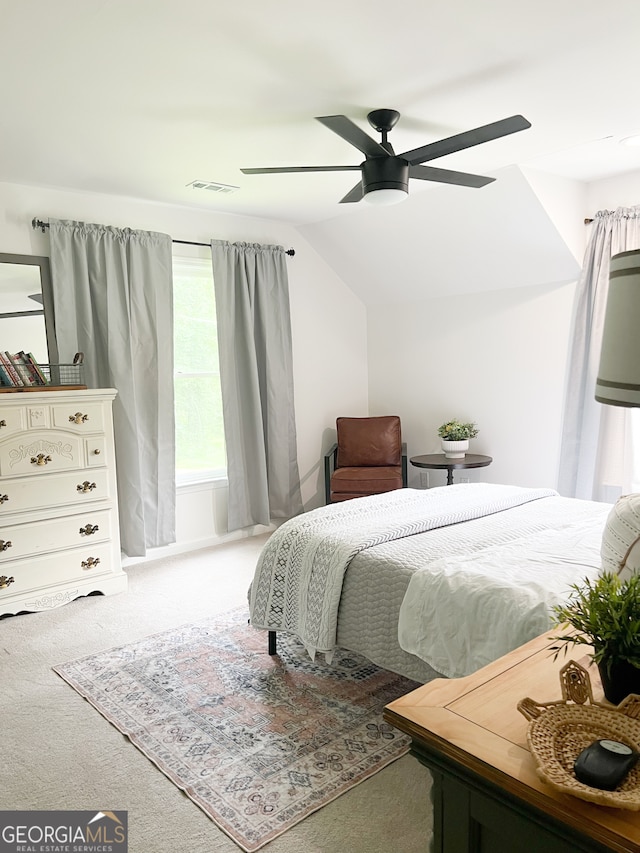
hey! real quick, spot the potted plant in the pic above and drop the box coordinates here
[550,571,640,705]
[437,419,479,459]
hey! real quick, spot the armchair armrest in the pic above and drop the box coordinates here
[402,441,408,487]
[323,443,338,505]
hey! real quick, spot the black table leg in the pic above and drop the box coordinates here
[268,630,277,655]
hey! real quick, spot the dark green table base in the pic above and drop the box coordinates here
[413,743,614,853]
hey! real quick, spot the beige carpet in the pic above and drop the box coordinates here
[0,534,433,852]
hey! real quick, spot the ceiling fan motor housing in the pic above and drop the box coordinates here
[361,156,409,195]
[367,108,401,133]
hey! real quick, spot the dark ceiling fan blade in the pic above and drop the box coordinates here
[339,181,365,204]
[409,164,495,188]
[402,114,531,165]
[241,165,361,174]
[316,115,389,159]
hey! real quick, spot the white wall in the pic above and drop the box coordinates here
[0,181,368,558]
[366,171,589,490]
[368,281,577,489]
[299,166,582,304]
[366,166,640,491]
[585,169,640,215]
[520,168,587,265]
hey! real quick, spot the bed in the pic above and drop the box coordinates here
[248,483,613,682]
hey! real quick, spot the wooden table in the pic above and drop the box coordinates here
[384,631,640,853]
[410,453,493,486]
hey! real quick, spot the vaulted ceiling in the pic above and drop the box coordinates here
[2,1,639,297]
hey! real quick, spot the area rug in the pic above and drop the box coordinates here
[53,607,420,851]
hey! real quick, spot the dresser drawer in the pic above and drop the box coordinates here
[0,432,109,476]
[85,436,107,467]
[52,402,106,434]
[0,468,112,515]
[0,406,26,437]
[0,430,83,476]
[0,542,115,598]
[0,399,107,436]
[0,509,113,561]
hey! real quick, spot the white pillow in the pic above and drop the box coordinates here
[601,493,640,580]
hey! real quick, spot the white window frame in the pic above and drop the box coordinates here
[173,247,226,488]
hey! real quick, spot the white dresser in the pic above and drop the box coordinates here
[0,388,127,616]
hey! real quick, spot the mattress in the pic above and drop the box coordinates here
[336,493,610,682]
[250,484,555,660]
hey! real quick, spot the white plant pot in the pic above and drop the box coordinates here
[441,439,469,459]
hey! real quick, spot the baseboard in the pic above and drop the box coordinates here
[121,523,276,567]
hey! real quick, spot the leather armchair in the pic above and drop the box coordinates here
[323,415,407,504]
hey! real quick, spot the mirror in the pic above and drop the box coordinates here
[0,253,58,366]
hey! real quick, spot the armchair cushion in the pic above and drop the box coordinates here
[336,416,402,468]
[331,465,404,501]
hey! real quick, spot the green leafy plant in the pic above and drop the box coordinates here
[550,572,640,677]
[437,419,479,441]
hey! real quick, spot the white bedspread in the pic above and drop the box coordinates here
[398,497,611,677]
[249,483,556,659]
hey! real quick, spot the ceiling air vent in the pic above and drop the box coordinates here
[187,180,239,194]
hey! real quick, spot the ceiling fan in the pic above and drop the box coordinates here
[241,109,531,205]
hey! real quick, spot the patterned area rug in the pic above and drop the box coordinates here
[54,608,419,852]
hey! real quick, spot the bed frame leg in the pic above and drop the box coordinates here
[268,630,277,655]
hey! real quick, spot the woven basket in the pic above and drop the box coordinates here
[518,660,640,808]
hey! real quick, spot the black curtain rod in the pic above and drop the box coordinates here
[31,219,295,256]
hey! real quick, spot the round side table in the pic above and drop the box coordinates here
[410,453,493,486]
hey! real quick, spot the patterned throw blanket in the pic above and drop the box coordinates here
[249,483,557,660]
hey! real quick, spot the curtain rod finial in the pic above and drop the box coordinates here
[31,218,49,233]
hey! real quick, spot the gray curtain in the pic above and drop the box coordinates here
[48,219,175,556]
[211,240,303,530]
[558,206,640,501]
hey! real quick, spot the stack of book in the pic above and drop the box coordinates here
[0,351,49,387]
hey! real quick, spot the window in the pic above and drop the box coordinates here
[172,252,226,484]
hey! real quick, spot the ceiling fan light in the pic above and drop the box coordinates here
[361,157,409,205]
[363,188,408,205]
